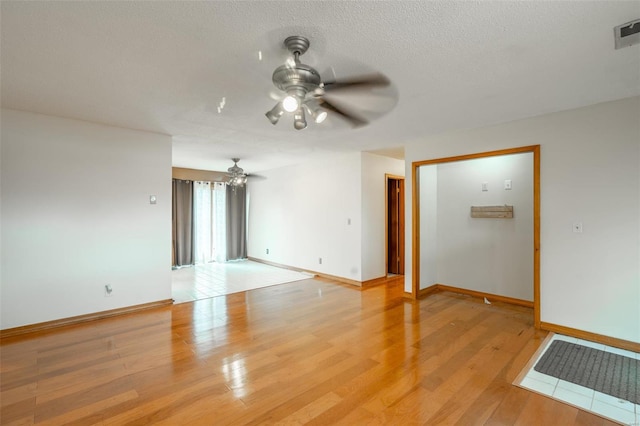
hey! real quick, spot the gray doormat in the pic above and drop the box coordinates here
[534,340,639,404]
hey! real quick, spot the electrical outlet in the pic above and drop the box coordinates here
[573,222,583,233]
[104,284,113,297]
[482,182,488,192]
[504,180,512,190]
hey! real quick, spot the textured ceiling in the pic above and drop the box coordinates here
[2,1,639,173]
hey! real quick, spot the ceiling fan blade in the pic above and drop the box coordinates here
[318,99,368,127]
[322,73,390,92]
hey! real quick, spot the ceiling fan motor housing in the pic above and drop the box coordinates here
[272,63,321,93]
[272,36,321,96]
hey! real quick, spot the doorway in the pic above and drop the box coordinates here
[412,146,540,327]
[386,175,405,275]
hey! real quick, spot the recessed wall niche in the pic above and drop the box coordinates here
[417,151,534,302]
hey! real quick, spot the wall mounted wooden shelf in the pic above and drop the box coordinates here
[470,205,514,219]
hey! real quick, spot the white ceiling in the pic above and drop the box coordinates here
[2,1,639,173]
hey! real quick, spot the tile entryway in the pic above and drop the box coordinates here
[171,260,314,304]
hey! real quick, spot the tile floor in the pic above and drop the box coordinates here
[171,260,314,304]
[517,333,639,425]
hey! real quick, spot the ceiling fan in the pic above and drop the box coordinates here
[226,158,247,187]
[265,35,391,130]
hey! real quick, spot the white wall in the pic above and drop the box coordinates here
[248,152,363,280]
[248,151,404,282]
[361,152,405,281]
[405,96,640,343]
[419,165,438,287]
[1,109,172,329]
[426,153,533,300]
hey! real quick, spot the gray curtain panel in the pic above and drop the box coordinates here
[226,185,247,260]
[172,179,194,267]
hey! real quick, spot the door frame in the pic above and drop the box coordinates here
[411,145,540,328]
[385,174,405,276]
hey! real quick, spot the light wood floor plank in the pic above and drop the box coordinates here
[0,278,612,425]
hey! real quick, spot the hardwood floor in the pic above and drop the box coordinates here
[1,278,618,425]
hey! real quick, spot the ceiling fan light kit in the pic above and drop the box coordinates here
[265,35,390,130]
[282,96,299,113]
[304,99,328,124]
[265,103,284,124]
[293,107,307,130]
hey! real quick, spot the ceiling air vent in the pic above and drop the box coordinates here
[614,19,640,49]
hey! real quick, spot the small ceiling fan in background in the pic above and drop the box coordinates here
[265,35,392,130]
[225,158,265,187]
[226,158,247,187]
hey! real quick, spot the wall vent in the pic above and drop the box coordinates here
[614,19,640,49]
